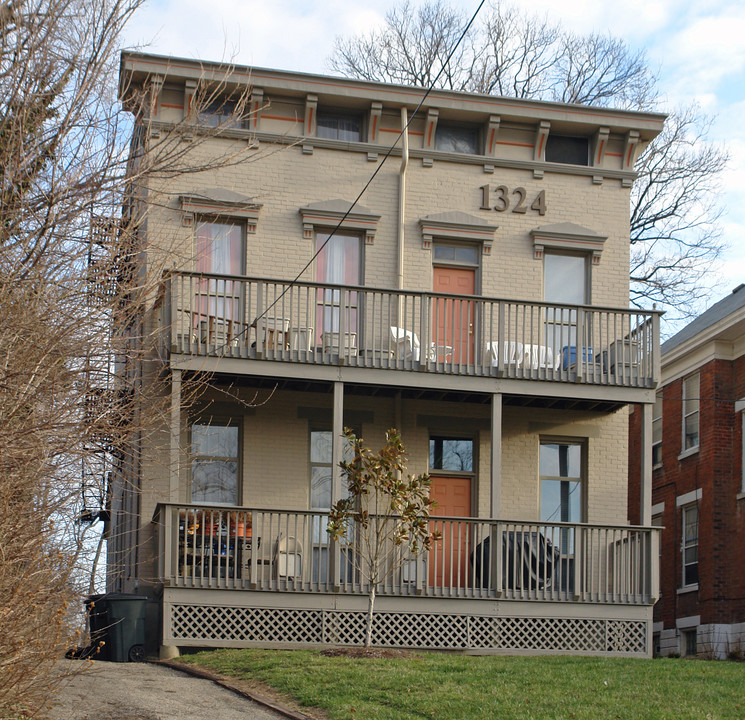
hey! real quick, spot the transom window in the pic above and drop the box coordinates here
[682,504,699,587]
[191,421,240,505]
[317,114,362,142]
[433,244,479,266]
[545,135,589,166]
[435,124,479,154]
[682,374,700,451]
[429,437,473,472]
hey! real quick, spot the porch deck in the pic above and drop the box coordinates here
[162,273,660,389]
[155,503,659,656]
[154,503,659,605]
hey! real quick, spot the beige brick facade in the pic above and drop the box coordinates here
[109,54,663,657]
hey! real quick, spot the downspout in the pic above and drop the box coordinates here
[397,106,409,324]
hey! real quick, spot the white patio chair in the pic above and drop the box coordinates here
[391,327,452,362]
[273,535,303,579]
[390,326,421,361]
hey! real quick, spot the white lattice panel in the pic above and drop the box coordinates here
[168,603,647,655]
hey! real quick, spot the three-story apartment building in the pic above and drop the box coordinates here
[110,52,665,658]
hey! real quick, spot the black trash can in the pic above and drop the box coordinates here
[86,593,148,662]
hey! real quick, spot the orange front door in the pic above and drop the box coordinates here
[429,476,471,589]
[432,266,476,364]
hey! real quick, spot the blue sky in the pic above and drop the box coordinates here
[124,0,745,316]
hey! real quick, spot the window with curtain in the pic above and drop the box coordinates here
[317,114,362,142]
[195,221,244,327]
[315,232,361,341]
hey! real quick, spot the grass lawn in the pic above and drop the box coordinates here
[178,649,745,720]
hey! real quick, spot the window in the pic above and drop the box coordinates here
[435,124,479,154]
[652,393,663,466]
[315,232,361,343]
[432,245,479,265]
[317,113,362,142]
[540,442,584,524]
[682,628,697,657]
[682,374,700,451]
[198,99,249,129]
[309,430,353,582]
[682,504,698,587]
[191,421,240,505]
[545,135,589,166]
[194,221,245,340]
[544,253,588,353]
[429,437,474,472]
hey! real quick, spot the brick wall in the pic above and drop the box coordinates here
[634,353,745,633]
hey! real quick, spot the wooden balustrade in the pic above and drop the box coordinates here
[164,272,660,387]
[154,503,659,605]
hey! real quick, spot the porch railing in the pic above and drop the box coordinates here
[154,503,660,605]
[163,272,660,387]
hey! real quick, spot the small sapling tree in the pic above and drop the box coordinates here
[327,428,437,648]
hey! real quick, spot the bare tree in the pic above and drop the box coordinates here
[0,0,268,712]
[328,0,727,319]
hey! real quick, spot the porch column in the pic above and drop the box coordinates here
[639,402,653,525]
[170,369,181,502]
[331,381,344,503]
[490,393,502,518]
[331,381,344,590]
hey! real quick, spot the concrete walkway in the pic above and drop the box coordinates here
[46,659,297,720]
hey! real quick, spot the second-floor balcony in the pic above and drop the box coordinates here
[163,271,660,388]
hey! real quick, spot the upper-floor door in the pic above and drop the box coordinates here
[432,244,479,364]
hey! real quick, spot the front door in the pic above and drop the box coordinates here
[429,476,472,589]
[432,266,476,364]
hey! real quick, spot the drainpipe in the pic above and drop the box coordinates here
[397,107,409,324]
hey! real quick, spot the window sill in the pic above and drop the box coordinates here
[677,584,698,595]
[677,446,699,461]
[737,492,745,501]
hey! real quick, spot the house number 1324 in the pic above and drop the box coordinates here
[479,184,547,216]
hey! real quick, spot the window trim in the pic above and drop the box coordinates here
[680,502,699,589]
[189,417,242,506]
[736,398,745,496]
[428,435,476,476]
[180,189,262,234]
[652,392,663,468]
[680,373,700,455]
[539,438,586,524]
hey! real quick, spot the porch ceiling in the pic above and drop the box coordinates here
[186,372,626,413]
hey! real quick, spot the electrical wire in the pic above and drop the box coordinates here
[237,0,488,336]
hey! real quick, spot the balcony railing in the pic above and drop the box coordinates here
[164,272,660,387]
[154,503,660,606]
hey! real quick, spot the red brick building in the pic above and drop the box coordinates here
[629,284,745,657]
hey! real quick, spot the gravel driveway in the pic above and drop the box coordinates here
[45,659,295,720]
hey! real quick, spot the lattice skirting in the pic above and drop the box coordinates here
[168,603,647,655]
